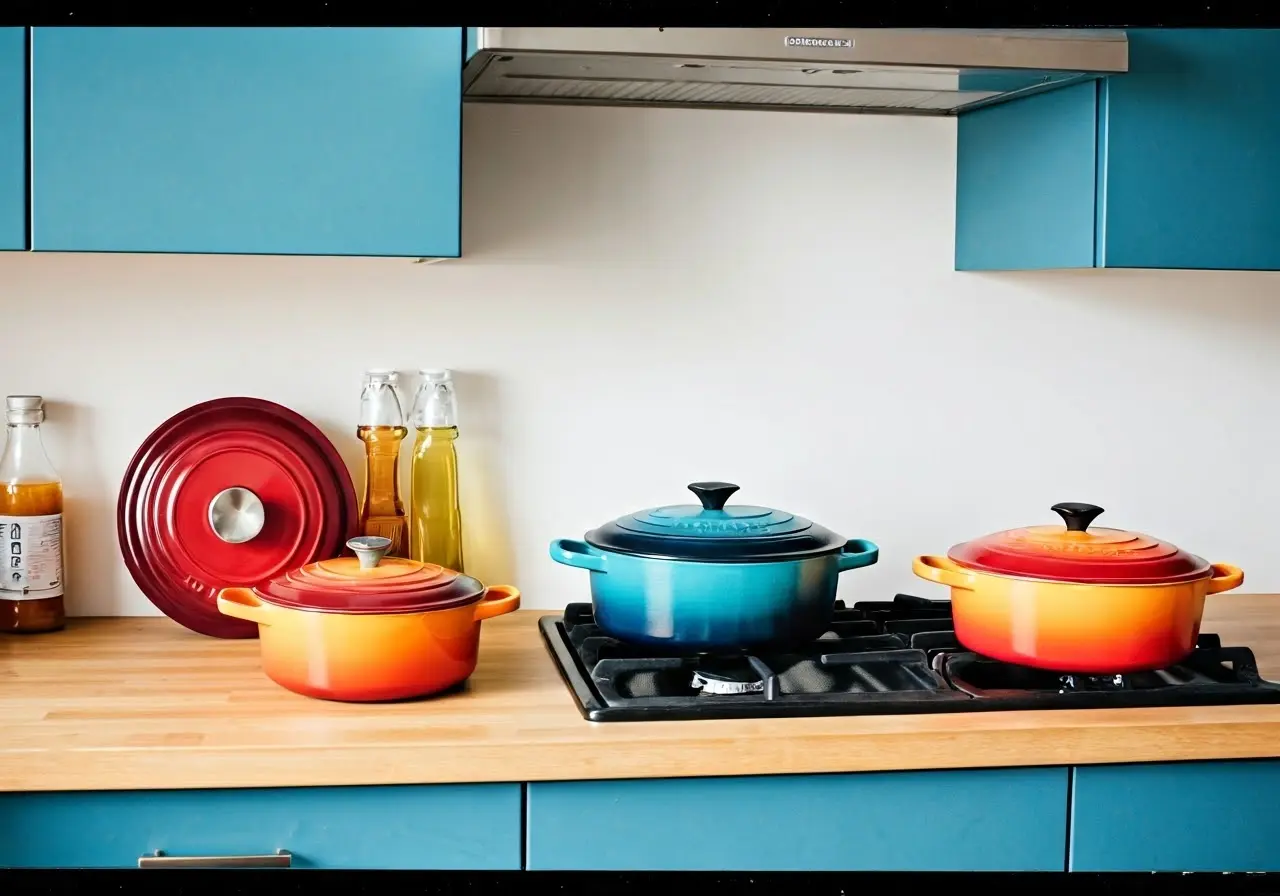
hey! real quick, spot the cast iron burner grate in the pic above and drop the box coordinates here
[539,595,1280,722]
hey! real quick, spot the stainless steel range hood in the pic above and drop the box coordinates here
[463,28,1128,116]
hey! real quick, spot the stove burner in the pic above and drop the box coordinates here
[692,668,765,695]
[1059,673,1127,693]
[541,597,1280,722]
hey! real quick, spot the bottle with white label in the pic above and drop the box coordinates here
[0,395,64,633]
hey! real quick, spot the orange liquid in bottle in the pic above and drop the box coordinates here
[0,481,65,633]
[357,424,408,557]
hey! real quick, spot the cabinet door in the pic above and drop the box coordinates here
[955,80,1099,272]
[0,27,25,251]
[1097,29,1280,270]
[0,783,521,869]
[1071,760,1280,871]
[956,29,1280,272]
[31,27,461,257]
[528,768,1069,871]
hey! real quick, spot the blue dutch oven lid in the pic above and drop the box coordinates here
[583,482,846,562]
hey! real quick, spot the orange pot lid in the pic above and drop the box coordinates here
[947,503,1212,585]
[255,536,485,614]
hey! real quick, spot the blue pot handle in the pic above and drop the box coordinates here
[549,538,608,573]
[836,538,879,572]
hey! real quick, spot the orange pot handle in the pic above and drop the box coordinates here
[912,555,978,590]
[473,584,521,621]
[1206,563,1244,594]
[216,587,272,626]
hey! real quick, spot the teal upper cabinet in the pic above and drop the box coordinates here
[0,28,25,251]
[957,29,1280,271]
[31,28,462,257]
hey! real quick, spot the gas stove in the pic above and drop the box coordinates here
[539,595,1280,722]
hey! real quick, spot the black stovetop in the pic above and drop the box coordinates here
[539,595,1280,722]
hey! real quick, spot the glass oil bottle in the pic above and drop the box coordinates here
[0,396,66,633]
[357,370,408,557]
[409,369,464,572]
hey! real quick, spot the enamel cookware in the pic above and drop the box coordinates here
[550,481,879,651]
[117,397,359,638]
[912,502,1244,673]
[217,536,520,702]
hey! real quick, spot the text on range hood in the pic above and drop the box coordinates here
[463,28,1129,116]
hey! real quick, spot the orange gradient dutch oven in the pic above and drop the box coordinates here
[912,502,1243,674]
[217,535,520,701]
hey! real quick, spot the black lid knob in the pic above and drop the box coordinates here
[688,482,740,511]
[1051,502,1105,532]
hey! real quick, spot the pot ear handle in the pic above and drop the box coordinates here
[688,482,740,511]
[1206,563,1244,594]
[1051,502,1105,532]
[912,555,976,590]
[549,539,608,573]
[216,588,271,626]
[837,539,879,571]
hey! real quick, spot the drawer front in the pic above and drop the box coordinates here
[0,783,521,869]
[528,768,1069,871]
[32,27,462,256]
[1071,760,1280,871]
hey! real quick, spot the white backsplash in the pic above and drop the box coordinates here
[3,101,1279,615]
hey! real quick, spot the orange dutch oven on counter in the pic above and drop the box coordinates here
[217,536,520,702]
[912,502,1244,674]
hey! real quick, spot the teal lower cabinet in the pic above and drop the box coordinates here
[527,768,1070,871]
[0,783,522,869]
[13,761,1279,870]
[1070,760,1280,872]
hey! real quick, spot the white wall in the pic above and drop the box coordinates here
[4,102,1280,617]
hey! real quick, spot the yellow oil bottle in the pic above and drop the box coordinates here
[409,369,464,572]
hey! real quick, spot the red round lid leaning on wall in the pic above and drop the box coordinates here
[117,397,359,638]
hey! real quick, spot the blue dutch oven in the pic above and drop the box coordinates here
[549,481,879,651]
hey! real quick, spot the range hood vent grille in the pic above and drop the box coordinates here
[463,29,1128,116]
[480,74,999,112]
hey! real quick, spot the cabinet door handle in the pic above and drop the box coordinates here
[137,849,292,868]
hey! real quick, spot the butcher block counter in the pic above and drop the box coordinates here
[2,594,1280,794]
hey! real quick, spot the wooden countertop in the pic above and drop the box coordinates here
[4,595,1280,793]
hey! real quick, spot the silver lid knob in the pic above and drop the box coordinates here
[208,487,266,544]
[347,536,391,569]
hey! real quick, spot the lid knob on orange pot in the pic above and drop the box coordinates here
[251,534,491,616]
[947,502,1213,585]
[347,535,392,570]
[1050,502,1105,533]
